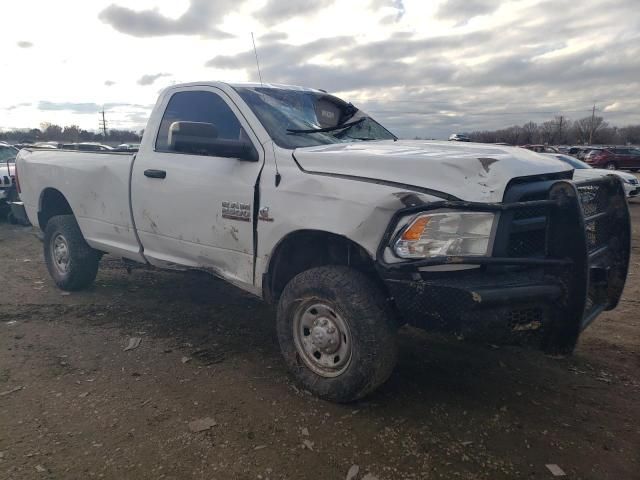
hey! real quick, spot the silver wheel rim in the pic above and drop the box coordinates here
[293,302,352,378]
[51,233,70,274]
[607,164,616,170]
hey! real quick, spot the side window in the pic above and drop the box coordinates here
[156,90,252,158]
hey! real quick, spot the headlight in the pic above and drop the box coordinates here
[394,212,496,259]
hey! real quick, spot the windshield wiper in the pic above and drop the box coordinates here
[286,117,365,134]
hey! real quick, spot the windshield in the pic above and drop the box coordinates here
[234,86,396,149]
[0,146,18,163]
[555,154,590,169]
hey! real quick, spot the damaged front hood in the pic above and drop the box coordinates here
[293,140,571,202]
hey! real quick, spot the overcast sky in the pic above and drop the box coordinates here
[1,0,638,139]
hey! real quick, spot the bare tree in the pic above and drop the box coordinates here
[540,121,556,144]
[502,126,523,145]
[620,125,640,144]
[574,115,607,144]
[521,122,538,144]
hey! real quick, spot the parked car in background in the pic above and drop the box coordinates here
[577,148,595,160]
[568,146,581,156]
[448,133,471,142]
[583,148,604,162]
[0,144,18,220]
[114,143,141,152]
[521,144,559,153]
[585,147,640,171]
[547,154,639,198]
[61,143,113,151]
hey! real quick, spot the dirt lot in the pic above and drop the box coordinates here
[1,206,639,480]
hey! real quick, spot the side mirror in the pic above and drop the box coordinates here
[168,121,258,161]
[206,138,259,162]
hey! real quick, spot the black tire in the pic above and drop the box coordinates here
[43,215,100,291]
[605,162,617,170]
[277,266,397,402]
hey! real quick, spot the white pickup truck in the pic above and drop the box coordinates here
[15,82,631,401]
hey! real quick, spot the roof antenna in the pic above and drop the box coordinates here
[251,32,280,186]
[251,32,263,86]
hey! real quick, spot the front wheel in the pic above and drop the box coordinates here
[605,162,617,170]
[276,266,397,402]
[44,215,100,291]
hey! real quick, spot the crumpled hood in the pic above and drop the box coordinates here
[293,140,571,202]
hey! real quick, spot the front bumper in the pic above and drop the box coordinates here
[626,185,640,197]
[377,177,631,352]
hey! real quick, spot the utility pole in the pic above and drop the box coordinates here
[99,109,108,138]
[588,104,596,145]
[556,115,564,143]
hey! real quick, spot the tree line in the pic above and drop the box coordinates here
[465,115,640,146]
[0,123,142,144]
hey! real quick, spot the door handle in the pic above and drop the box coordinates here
[144,169,166,179]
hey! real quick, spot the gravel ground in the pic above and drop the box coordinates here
[0,204,639,479]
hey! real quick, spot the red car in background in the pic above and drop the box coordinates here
[586,147,640,171]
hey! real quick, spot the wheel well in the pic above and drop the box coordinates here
[264,230,384,303]
[38,188,73,230]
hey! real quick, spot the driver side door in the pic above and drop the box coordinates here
[131,87,264,289]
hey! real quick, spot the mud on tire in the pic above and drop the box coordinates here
[276,266,398,402]
[43,215,100,291]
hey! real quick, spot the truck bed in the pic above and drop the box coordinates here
[17,149,143,260]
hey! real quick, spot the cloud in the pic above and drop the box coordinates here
[98,0,235,38]
[435,0,499,23]
[371,0,405,21]
[37,102,132,114]
[6,0,635,138]
[205,31,490,90]
[137,73,171,86]
[206,36,356,71]
[6,103,32,111]
[17,41,33,48]
[204,0,640,138]
[256,0,335,25]
[104,80,116,87]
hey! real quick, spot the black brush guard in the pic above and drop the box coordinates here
[376,176,631,353]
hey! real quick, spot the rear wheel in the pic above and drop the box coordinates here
[44,215,100,291]
[277,266,397,402]
[605,162,617,170]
